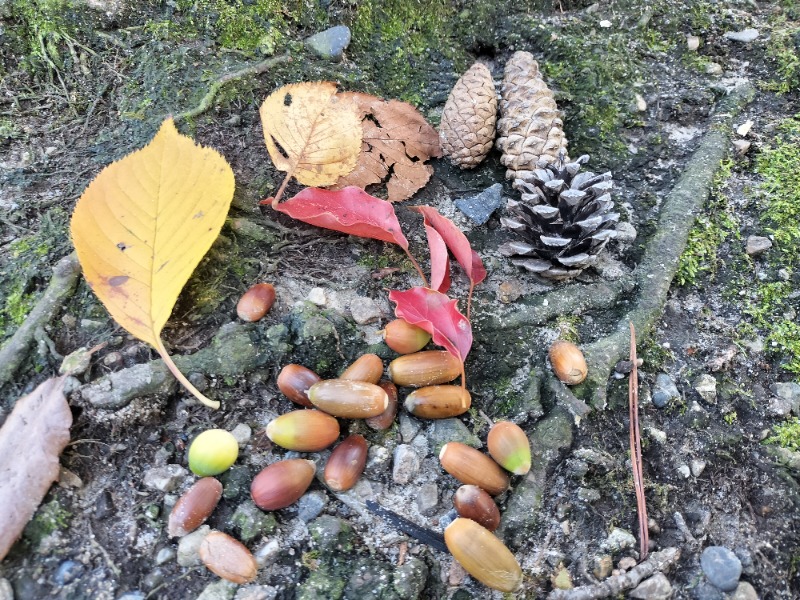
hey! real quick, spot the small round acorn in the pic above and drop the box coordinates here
[381,319,431,354]
[237,283,276,322]
[188,429,239,476]
[548,340,588,385]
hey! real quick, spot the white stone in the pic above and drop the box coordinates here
[142,464,187,492]
[350,296,382,324]
[678,464,691,479]
[602,527,636,552]
[635,94,647,112]
[736,120,754,137]
[307,287,326,305]
[734,139,752,155]
[392,444,420,484]
[724,28,759,43]
[177,525,211,567]
[599,19,612,28]
[691,459,707,477]
[687,35,701,51]
[746,236,772,256]
[230,423,252,447]
[254,539,281,568]
[693,374,717,404]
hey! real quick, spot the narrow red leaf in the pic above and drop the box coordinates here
[389,287,472,363]
[422,222,451,293]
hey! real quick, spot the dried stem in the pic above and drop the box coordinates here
[271,171,293,209]
[628,322,648,560]
[402,247,429,288]
[155,338,219,409]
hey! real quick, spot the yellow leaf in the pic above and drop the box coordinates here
[70,118,235,409]
[259,81,362,189]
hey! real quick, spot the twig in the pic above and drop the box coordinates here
[87,522,121,578]
[628,322,648,560]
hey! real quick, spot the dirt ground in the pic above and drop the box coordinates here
[1,1,799,599]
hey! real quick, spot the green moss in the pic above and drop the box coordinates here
[763,16,800,94]
[23,499,72,546]
[765,417,800,452]
[2,0,82,73]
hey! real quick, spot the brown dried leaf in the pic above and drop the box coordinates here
[333,93,442,202]
[0,376,72,560]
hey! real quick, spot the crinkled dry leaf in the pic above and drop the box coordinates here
[260,81,362,188]
[70,118,235,409]
[333,93,442,202]
[0,376,71,560]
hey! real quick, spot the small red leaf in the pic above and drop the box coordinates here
[411,206,487,288]
[422,222,451,293]
[389,287,472,362]
[274,187,410,249]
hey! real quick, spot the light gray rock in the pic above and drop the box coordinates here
[235,586,278,600]
[416,483,439,515]
[392,445,420,484]
[724,29,759,43]
[393,557,428,600]
[455,184,503,225]
[652,373,680,408]
[254,539,281,569]
[230,423,252,447]
[614,221,638,243]
[678,464,692,478]
[426,418,481,453]
[746,236,772,256]
[155,547,175,565]
[694,374,717,404]
[0,578,12,600]
[399,413,421,443]
[142,464,187,492]
[701,546,742,592]
[304,25,351,61]
[630,573,672,599]
[350,296,382,324]
[602,527,637,553]
[771,382,800,414]
[196,580,238,600]
[730,581,759,600]
[177,525,211,567]
[297,491,327,523]
[691,459,707,477]
[577,487,601,503]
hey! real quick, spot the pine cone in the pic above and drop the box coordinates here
[439,62,497,169]
[499,155,619,281]
[496,51,568,185]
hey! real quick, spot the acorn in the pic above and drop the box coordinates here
[453,485,501,531]
[381,319,431,354]
[250,458,317,511]
[366,380,399,430]
[444,518,522,592]
[168,477,223,537]
[266,410,340,452]
[277,363,320,407]
[487,421,531,475]
[307,379,388,419]
[340,353,384,384]
[439,442,510,496]
[388,351,461,387]
[324,434,368,491]
[199,531,258,584]
[404,385,471,419]
[188,429,239,476]
[548,340,588,385]
[236,283,276,322]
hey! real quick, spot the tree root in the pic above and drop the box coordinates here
[547,547,680,600]
[0,252,81,391]
[174,53,291,122]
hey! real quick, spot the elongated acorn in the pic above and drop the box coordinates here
[277,363,320,407]
[453,485,501,531]
[487,421,531,475]
[366,380,398,430]
[381,319,431,354]
[549,340,588,385]
[340,353,384,384]
[188,429,239,476]
[266,410,339,451]
[324,434,368,491]
[250,458,316,510]
[168,477,223,537]
[444,518,522,592]
[388,351,461,387]
[237,283,276,322]
[404,385,471,419]
[199,531,258,584]
[307,379,388,419]
[439,442,509,496]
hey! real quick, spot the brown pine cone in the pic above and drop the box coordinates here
[439,62,497,169]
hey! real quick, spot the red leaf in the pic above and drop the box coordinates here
[274,186,410,249]
[422,222,451,293]
[411,206,487,288]
[389,287,472,362]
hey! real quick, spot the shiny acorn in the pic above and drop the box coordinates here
[199,531,258,584]
[236,283,276,322]
[324,434,368,491]
[404,385,471,419]
[188,429,239,476]
[381,319,431,354]
[388,351,461,387]
[250,458,317,510]
[307,379,388,419]
[453,485,501,531]
[266,410,340,452]
[444,518,522,592]
[549,340,588,385]
[340,353,384,384]
[487,421,531,475]
[277,363,320,407]
[439,442,510,496]
[168,477,223,537]
[366,380,399,430]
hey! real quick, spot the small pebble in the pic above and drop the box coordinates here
[297,491,327,523]
[602,528,636,552]
[599,19,612,27]
[730,581,759,600]
[230,424,252,447]
[635,94,647,112]
[416,483,439,515]
[54,560,83,585]
[576,487,600,503]
[687,35,701,51]
[733,140,751,155]
[746,236,772,256]
[304,25,351,61]
[736,120,754,137]
[195,580,238,600]
[350,296,382,324]
[155,547,176,565]
[307,288,326,306]
[254,539,281,568]
[142,465,187,492]
[455,183,503,225]
[177,525,211,567]
[701,546,742,592]
[399,413,421,443]
[724,29,759,43]
[645,426,667,444]
[691,459,707,477]
[618,556,638,571]
[392,445,420,484]
[102,351,123,368]
[706,62,723,76]
[593,555,612,580]
[678,464,691,479]
[630,573,672,600]
[0,578,11,600]
[693,374,717,404]
[652,373,679,408]
[235,585,278,600]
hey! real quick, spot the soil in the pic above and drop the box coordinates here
[1,1,799,599]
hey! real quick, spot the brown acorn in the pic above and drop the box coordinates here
[307,379,388,419]
[266,410,340,451]
[381,319,431,354]
[168,477,223,537]
[324,434,368,491]
[549,340,588,385]
[366,380,399,430]
[237,283,276,322]
[250,458,317,511]
[199,531,258,584]
[340,353,384,384]
[444,518,522,592]
[404,385,471,419]
[388,351,461,387]
[277,363,320,407]
[487,421,531,475]
[454,485,501,532]
[439,442,510,496]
